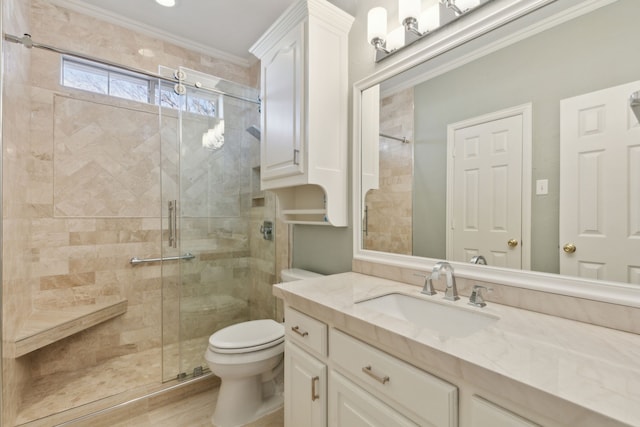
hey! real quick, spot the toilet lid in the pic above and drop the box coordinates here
[209,319,284,353]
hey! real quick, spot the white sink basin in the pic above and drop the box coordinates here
[356,293,498,337]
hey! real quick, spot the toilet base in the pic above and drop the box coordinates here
[211,393,283,427]
[211,375,284,427]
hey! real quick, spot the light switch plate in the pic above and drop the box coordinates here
[536,179,548,195]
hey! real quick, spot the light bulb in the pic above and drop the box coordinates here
[398,0,421,25]
[419,3,441,33]
[386,26,405,51]
[367,7,388,42]
[155,0,175,7]
[455,0,481,12]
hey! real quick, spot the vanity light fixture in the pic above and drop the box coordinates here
[445,0,481,15]
[368,0,483,62]
[155,0,176,7]
[399,0,422,39]
[367,7,391,61]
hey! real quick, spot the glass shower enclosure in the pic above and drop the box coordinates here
[158,67,274,381]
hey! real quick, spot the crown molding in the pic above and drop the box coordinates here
[49,0,251,68]
[249,0,353,59]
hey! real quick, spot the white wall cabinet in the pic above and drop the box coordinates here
[258,22,304,182]
[249,0,353,226]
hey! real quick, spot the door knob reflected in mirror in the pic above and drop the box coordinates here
[563,243,577,254]
[507,239,519,248]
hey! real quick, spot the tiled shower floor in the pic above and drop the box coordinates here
[18,337,211,425]
[18,348,162,424]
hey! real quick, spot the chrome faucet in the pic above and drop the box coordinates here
[470,255,487,265]
[420,273,437,296]
[431,262,459,301]
[468,285,492,308]
[414,272,437,296]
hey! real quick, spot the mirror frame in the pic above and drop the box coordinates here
[352,0,640,308]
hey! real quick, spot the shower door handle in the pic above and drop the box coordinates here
[168,200,177,248]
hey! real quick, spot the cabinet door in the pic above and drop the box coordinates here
[261,22,305,182]
[285,341,326,427]
[329,371,419,427]
[471,395,540,427]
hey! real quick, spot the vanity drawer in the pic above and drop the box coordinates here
[330,328,457,427]
[285,307,327,357]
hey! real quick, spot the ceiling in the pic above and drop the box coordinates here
[51,0,358,66]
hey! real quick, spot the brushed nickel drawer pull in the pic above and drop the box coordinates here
[362,365,390,385]
[291,326,309,337]
[311,376,320,401]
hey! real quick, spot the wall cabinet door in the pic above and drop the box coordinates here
[329,370,419,427]
[249,0,352,225]
[471,395,540,427]
[260,23,304,182]
[285,341,327,427]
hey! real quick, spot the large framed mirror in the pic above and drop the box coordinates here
[354,0,640,306]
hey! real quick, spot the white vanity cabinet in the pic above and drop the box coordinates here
[330,328,458,427]
[282,305,459,427]
[285,342,327,427]
[470,395,540,427]
[330,370,419,426]
[284,307,328,427]
[249,0,353,226]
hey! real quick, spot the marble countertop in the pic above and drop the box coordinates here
[274,272,640,426]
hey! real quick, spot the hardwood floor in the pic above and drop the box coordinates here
[109,387,284,427]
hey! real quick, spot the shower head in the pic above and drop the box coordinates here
[246,125,261,140]
[631,91,640,122]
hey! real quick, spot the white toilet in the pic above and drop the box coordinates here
[205,268,323,427]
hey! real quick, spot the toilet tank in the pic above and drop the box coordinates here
[280,268,323,282]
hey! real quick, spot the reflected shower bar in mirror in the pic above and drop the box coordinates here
[380,133,410,144]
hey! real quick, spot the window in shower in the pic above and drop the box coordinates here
[62,57,150,103]
[61,57,219,117]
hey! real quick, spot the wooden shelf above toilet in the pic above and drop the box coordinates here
[7,299,128,358]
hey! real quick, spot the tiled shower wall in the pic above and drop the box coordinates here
[2,0,35,424]
[2,0,280,425]
[363,88,414,255]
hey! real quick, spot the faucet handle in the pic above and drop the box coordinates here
[413,273,437,296]
[468,285,492,308]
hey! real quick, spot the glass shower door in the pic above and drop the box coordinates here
[160,67,271,381]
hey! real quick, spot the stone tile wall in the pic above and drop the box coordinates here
[363,88,414,255]
[2,0,281,424]
[2,0,37,424]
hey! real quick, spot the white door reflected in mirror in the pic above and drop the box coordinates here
[447,105,530,269]
[559,80,640,283]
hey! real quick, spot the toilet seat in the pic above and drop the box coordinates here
[209,319,284,354]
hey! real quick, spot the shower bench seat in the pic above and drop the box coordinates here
[7,299,128,358]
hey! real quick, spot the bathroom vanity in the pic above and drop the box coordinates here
[275,273,639,427]
[275,0,640,425]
